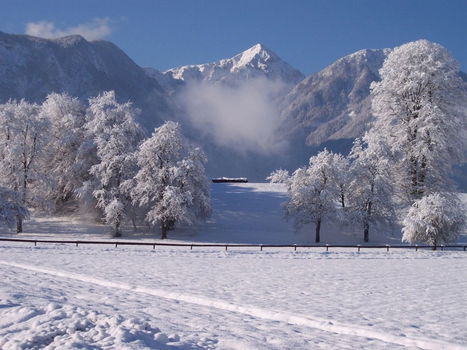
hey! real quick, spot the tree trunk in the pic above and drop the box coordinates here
[419,155,427,198]
[114,219,122,237]
[16,216,23,233]
[410,155,419,200]
[315,219,321,243]
[340,192,345,208]
[167,219,175,231]
[161,221,168,239]
[363,220,369,242]
[364,198,372,243]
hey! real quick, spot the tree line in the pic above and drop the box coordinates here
[0,91,211,238]
[272,40,467,248]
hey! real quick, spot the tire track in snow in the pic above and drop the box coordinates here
[1,260,465,350]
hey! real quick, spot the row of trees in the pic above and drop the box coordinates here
[277,40,467,246]
[0,91,211,238]
[275,142,394,243]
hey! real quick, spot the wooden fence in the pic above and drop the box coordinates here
[0,238,466,252]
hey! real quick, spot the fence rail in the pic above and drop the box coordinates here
[0,238,466,252]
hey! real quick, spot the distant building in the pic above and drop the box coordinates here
[212,177,248,183]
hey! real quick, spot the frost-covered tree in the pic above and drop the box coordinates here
[347,138,395,242]
[402,193,465,249]
[40,93,88,204]
[176,147,212,222]
[132,121,210,239]
[328,153,351,208]
[83,91,144,237]
[285,150,336,243]
[266,169,290,184]
[0,100,50,232]
[370,40,466,204]
[0,187,29,230]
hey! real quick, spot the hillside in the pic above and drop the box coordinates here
[0,31,171,129]
[279,49,391,146]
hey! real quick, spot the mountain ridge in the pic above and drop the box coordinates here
[161,43,305,86]
[279,48,392,146]
[0,30,171,129]
[1,31,466,182]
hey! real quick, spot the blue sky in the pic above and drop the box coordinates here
[1,0,466,75]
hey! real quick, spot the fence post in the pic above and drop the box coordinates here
[34,241,37,247]
[76,241,79,247]
[357,245,361,252]
[260,245,263,251]
[115,242,118,248]
[326,244,329,252]
[294,244,297,252]
[415,245,418,252]
[190,245,193,250]
[152,244,155,250]
[225,245,228,251]
[386,245,390,252]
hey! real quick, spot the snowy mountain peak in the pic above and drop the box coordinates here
[163,44,304,86]
[235,43,273,63]
[228,43,280,71]
[247,42,266,53]
[240,43,266,57]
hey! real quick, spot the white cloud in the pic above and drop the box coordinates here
[180,78,288,155]
[25,17,112,41]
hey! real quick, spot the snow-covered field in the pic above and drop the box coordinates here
[0,184,466,349]
[1,245,466,349]
[1,183,445,245]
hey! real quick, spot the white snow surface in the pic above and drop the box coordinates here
[1,244,466,349]
[0,183,415,244]
[0,184,466,349]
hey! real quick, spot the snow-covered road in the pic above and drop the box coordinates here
[0,243,466,349]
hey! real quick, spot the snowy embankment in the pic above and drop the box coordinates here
[0,244,466,349]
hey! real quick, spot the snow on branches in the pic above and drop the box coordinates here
[0,99,50,232]
[402,193,465,248]
[40,93,88,203]
[370,40,466,203]
[347,138,395,242]
[132,121,211,239]
[84,91,144,236]
[266,169,290,184]
[0,187,29,230]
[285,150,337,243]
[0,91,211,237]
